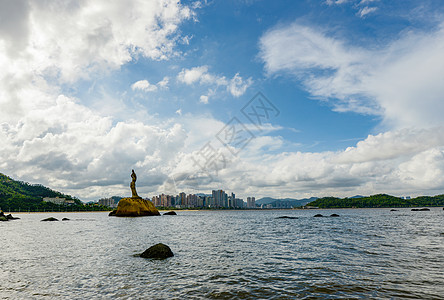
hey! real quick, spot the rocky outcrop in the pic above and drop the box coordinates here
[163,211,177,216]
[62,218,70,221]
[114,197,160,217]
[140,243,174,259]
[330,214,340,217]
[41,217,59,221]
[411,208,430,211]
[276,216,297,219]
[314,214,323,217]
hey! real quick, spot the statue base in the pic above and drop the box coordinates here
[112,196,160,217]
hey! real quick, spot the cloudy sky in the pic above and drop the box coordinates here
[1,0,444,201]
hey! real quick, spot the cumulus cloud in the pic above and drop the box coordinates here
[259,22,444,128]
[0,0,194,199]
[177,65,253,100]
[131,80,158,92]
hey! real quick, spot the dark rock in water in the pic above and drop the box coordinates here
[330,214,340,217]
[113,197,160,217]
[163,211,177,216]
[140,243,174,259]
[62,218,70,221]
[390,209,398,211]
[41,217,59,221]
[411,208,430,211]
[314,214,323,217]
[276,216,297,219]
[0,213,20,220]
[109,210,117,216]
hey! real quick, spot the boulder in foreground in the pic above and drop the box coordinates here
[140,243,174,259]
[114,197,160,217]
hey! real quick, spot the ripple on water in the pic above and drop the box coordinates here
[1,210,444,298]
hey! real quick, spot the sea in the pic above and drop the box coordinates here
[1,208,444,299]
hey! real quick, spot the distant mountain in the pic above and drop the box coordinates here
[0,172,80,210]
[349,195,365,199]
[255,197,317,208]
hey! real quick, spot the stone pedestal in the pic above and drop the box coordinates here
[114,196,160,217]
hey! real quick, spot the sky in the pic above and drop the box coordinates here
[1,0,444,201]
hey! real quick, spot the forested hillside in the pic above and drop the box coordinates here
[307,194,444,208]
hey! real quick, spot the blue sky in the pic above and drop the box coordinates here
[2,0,444,200]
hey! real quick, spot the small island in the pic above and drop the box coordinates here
[109,170,160,217]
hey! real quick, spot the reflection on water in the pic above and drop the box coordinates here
[1,209,444,299]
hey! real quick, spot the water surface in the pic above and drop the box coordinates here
[1,208,444,299]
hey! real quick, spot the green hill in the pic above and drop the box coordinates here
[0,173,94,211]
[307,194,444,208]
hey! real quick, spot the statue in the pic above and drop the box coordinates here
[130,169,139,198]
[109,169,160,217]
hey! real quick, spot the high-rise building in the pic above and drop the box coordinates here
[247,197,256,208]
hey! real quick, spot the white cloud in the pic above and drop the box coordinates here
[259,22,444,129]
[228,73,253,97]
[199,95,209,104]
[358,6,378,17]
[131,80,158,92]
[157,76,170,89]
[177,66,253,99]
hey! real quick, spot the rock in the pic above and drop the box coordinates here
[4,214,19,220]
[62,218,70,221]
[0,216,8,221]
[163,211,177,216]
[313,214,324,217]
[41,217,59,221]
[140,243,174,259]
[114,197,160,217]
[276,216,297,219]
[330,214,340,217]
[411,208,430,211]
[390,209,398,211]
[108,210,117,216]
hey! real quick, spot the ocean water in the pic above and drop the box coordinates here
[1,208,444,299]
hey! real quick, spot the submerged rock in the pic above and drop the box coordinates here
[62,218,70,221]
[330,214,340,217]
[276,216,297,219]
[411,208,430,211]
[41,217,59,221]
[163,211,177,216]
[140,243,174,259]
[313,214,323,217]
[390,209,399,211]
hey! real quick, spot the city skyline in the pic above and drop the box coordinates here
[2,1,444,201]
